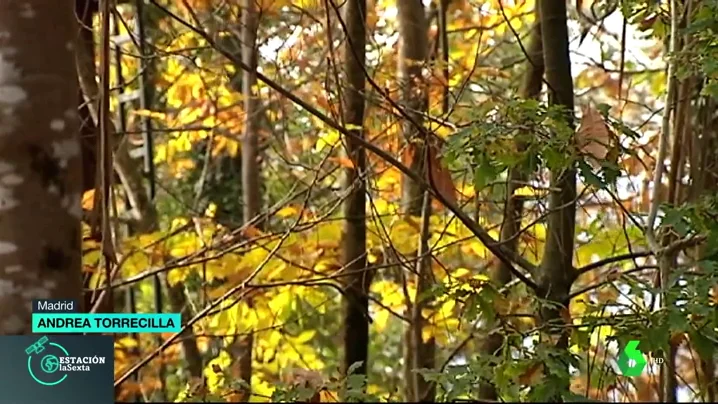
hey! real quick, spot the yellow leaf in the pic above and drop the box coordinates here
[204,350,231,393]
[515,186,538,196]
[433,124,454,138]
[122,252,149,277]
[293,330,316,344]
[276,205,301,218]
[422,324,434,343]
[115,336,138,349]
[133,109,167,121]
[83,249,101,268]
[314,129,341,152]
[167,266,196,286]
[204,203,217,218]
[438,299,456,319]
[82,190,95,210]
[367,251,380,264]
[374,309,390,333]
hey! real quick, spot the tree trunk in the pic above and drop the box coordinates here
[340,0,371,383]
[0,0,83,333]
[237,0,262,399]
[397,0,430,400]
[536,0,576,400]
[397,0,428,216]
[74,3,158,234]
[167,283,204,379]
[479,10,544,399]
[696,94,718,404]
[411,192,435,402]
[76,0,99,194]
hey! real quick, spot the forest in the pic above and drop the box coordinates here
[0,0,717,402]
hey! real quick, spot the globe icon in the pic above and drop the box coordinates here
[40,355,60,374]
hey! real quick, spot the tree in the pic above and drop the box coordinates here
[339,0,371,382]
[397,0,428,216]
[535,0,576,399]
[237,0,262,398]
[396,0,434,400]
[479,7,544,399]
[0,1,82,332]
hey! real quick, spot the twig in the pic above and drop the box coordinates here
[645,0,679,253]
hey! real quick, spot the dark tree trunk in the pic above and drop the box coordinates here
[76,0,99,197]
[396,1,430,400]
[0,0,83,333]
[236,0,262,399]
[398,0,428,216]
[536,0,576,400]
[340,0,371,383]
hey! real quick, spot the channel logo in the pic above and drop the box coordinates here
[25,336,108,386]
[617,340,647,377]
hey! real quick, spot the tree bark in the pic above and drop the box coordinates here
[74,4,158,234]
[76,0,99,194]
[0,0,83,333]
[397,0,430,400]
[167,283,204,379]
[412,192,435,402]
[397,0,428,216]
[536,0,576,400]
[479,11,544,400]
[340,0,372,383]
[237,0,262,399]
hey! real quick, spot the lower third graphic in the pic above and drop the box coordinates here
[26,336,106,386]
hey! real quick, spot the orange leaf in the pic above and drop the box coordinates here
[576,104,615,166]
[328,156,356,168]
[82,190,95,210]
[427,141,457,209]
[670,332,686,346]
[518,362,544,386]
[401,140,457,209]
[241,225,263,239]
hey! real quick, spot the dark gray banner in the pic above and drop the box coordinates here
[0,335,114,404]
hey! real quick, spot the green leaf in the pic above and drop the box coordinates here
[702,81,718,99]
[596,103,611,116]
[346,361,364,376]
[346,374,365,391]
[578,161,604,188]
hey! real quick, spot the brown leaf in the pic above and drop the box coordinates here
[328,156,355,168]
[518,362,544,386]
[241,225,263,239]
[285,368,324,388]
[577,104,615,167]
[670,332,686,346]
[606,268,622,282]
[621,155,644,176]
[401,140,457,209]
[427,141,457,209]
[633,374,657,401]
[226,390,249,402]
